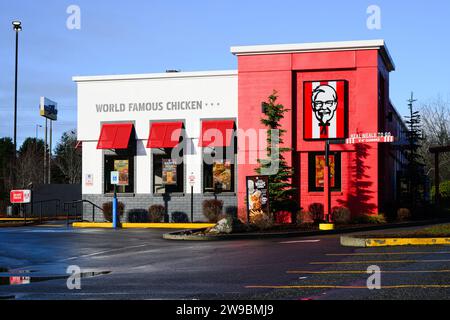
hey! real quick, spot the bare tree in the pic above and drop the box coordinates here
[15,138,45,188]
[419,95,450,182]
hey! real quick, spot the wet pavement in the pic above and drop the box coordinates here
[0,222,450,300]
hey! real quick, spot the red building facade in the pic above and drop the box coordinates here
[232,40,406,220]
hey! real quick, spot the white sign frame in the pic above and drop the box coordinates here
[110,171,119,185]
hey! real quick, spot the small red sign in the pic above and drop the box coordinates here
[10,190,31,204]
[346,133,395,144]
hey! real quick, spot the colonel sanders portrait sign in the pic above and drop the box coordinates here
[303,80,347,140]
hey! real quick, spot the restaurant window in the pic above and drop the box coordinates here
[98,123,135,194]
[308,152,341,192]
[153,149,184,194]
[104,153,135,194]
[200,119,236,193]
[203,150,235,193]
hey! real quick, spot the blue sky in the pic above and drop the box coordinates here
[0,0,449,148]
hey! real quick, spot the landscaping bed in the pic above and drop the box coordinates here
[353,223,450,239]
[0,221,37,227]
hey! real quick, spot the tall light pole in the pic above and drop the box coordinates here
[12,20,22,188]
[35,124,42,140]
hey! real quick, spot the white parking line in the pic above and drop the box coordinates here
[62,243,150,261]
[279,240,321,244]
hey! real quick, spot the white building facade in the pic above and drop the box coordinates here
[74,70,238,222]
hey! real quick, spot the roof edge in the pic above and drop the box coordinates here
[73,70,238,82]
[231,39,395,71]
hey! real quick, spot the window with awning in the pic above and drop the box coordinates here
[97,123,134,150]
[200,119,236,193]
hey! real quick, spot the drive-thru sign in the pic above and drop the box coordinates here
[10,190,31,204]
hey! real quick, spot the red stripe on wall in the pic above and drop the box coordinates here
[336,81,345,138]
[304,82,313,140]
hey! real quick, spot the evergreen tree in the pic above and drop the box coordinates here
[256,90,297,214]
[53,130,82,184]
[403,92,424,209]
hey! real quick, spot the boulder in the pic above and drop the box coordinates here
[208,216,233,234]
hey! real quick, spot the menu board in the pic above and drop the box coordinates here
[246,176,270,219]
[114,160,129,186]
[213,160,232,191]
[162,159,177,186]
[315,155,335,188]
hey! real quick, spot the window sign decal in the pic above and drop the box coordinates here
[162,159,177,186]
[213,160,232,191]
[114,160,129,186]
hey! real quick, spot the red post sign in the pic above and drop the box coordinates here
[10,190,31,204]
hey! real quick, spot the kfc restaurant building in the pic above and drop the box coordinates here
[74,39,406,222]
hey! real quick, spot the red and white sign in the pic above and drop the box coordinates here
[10,190,31,204]
[304,80,347,140]
[346,133,395,144]
[188,173,196,187]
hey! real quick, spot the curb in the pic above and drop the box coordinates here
[0,220,40,228]
[163,218,450,241]
[341,235,450,247]
[72,222,215,229]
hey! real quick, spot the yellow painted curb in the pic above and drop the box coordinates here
[72,222,215,229]
[72,222,113,228]
[319,223,335,231]
[366,238,450,247]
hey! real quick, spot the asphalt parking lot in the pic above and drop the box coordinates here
[0,222,450,300]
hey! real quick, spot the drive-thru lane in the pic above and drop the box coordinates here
[0,223,449,300]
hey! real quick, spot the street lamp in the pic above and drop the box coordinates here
[12,20,22,187]
[35,124,42,140]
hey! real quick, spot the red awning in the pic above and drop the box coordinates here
[147,122,183,148]
[199,120,235,147]
[97,123,133,149]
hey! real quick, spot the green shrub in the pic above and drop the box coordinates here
[296,210,314,224]
[127,209,149,223]
[331,206,351,224]
[102,201,125,222]
[202,199,224,223]
[397,208,411,222]
[172,212,189,223]
[308,203,324,222]
[148,205,166,223]
[250,211,273,231]
[352,213,386,225]
[431,180,450,200]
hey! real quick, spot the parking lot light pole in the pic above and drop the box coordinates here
[12,20,22,186]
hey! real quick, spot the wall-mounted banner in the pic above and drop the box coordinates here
[304,80,347,140]
[40,97,58,121]
[162,159,177,186]
[246,176,270,221]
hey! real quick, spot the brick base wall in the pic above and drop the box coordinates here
[82,193,237,222]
